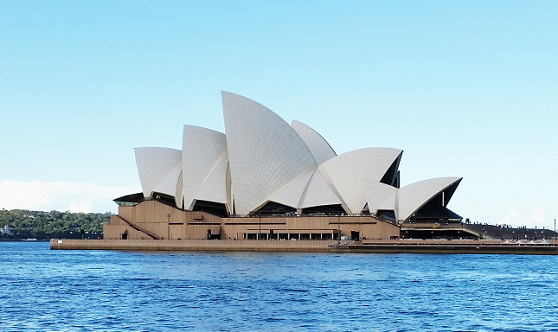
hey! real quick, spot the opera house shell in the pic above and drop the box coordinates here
[105,92,462,242]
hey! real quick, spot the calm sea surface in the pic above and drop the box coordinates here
[2,242,558,331]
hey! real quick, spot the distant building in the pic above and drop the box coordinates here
[104,92,462,241]
[1,224,13,236]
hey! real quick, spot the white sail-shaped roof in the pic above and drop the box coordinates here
[300,169,344,209]
[364,180,398,215]
[194,150,229,206]
[175,171,184,207]
[129,91,462,220]
[182,125,228,210]
[319,148,403,214]
[267,167,315,209]
[291,120,336,165]
[397,177,462,222]
[153,162,183,207]
[135,147,182,199]
[377,191,398,212]
[222,91,318,215]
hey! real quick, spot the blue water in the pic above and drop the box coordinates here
[2,242,558,331]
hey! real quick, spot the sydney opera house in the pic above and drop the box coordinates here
[103,92,462,242]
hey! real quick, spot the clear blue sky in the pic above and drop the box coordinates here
[1,1,556,228]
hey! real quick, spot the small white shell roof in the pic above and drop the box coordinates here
[267,167,316,209]
[135,147,182,199]
[319,148,403,214]
[193,150,229,206]
[291,120,336,165]
[397,177,462,222]
[300,168,343,209]
[222,91,318,215]
[364,180,398,215]
[182,125,228,210]
[153,163,183,206]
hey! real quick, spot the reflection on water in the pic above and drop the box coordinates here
[2,242,558,331]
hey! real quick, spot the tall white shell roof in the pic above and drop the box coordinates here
[131,92,462,220]
[222,91,318,216]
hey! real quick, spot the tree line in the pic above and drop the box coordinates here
[0,209,110,240]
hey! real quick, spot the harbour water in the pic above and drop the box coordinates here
[2,242,558,331]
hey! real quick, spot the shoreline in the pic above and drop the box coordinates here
[50,239,558,255]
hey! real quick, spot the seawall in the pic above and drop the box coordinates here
[50,239,336,252]
[50,239,558,255]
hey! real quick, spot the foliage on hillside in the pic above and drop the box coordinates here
[0,209,110,240]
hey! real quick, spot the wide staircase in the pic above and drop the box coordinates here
[115,215,162,240]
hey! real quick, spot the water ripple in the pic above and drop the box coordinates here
[2,243,558,331]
